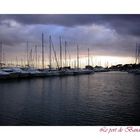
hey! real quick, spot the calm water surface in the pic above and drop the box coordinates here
[0,72,140,125]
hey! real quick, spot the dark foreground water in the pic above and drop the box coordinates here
[0,72,140,126]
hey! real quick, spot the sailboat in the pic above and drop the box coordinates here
[73,47,94,75]
[44,35,60,76]
[0,69,9,79]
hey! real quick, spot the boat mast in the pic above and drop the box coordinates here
[51,38,59,69]
[88,48,90,66]
[135,43,138,64]
[0,41,2,68]
[49,36,52,70]
[68,52,71,67]
[3,51,5,66]
[65,41,67,67]
[16,56,18,66]
[77,44,79,69]
[35,45,38,68]
[138,43,140,64]
[59,36,62,68]
[29,49,33,67]
[67,46,71,67]
[26,41,29,67]
[42,33,45,69]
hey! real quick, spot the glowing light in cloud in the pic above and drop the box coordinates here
[78,55,134,68]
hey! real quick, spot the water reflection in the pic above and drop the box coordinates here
[0,72,140,125]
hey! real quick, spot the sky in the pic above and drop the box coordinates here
[0,14,139,67]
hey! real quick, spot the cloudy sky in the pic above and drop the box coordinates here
[0,14,139,67]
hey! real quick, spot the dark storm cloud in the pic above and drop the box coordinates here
[0,14,140,61]
[0,14,98,26]
[0,14,140,36]
[101,15,140,36]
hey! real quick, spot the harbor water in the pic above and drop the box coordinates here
[0,71,140,125]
